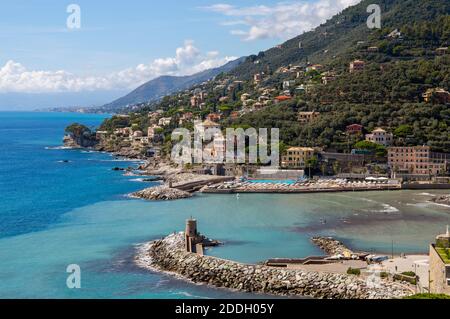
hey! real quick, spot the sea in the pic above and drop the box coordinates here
[0,111,449,299]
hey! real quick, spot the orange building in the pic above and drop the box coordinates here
[388,146,450,176]
[349,60,365,73]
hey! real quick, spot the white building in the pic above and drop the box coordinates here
[365,128,393,147]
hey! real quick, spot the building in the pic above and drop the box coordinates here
[241,93,251,102]
[306,64,323,72]
[95,131,108,139]
[367,46,379,53]
[322,74,336,85]
[436,47,448,56]
[346,124,363,135]
[282,147,315,169]
[253,73,262,83]
[195,119,221,136]
[230,111,240,120]
[423,88,450,104]
[365,128,393,146]
[298,111,320,124]
[147,125,162,139]
[206,113,221,122]
[190,92,207,108]
[190,96,201,107]
[114,127,132,137]
[158,117,172,127]
[388,146,450,177]
[185,219,203,254]
[429,227,450,295]
[274,95,292,104]
[349,60,365,73]
[179,112,193,125]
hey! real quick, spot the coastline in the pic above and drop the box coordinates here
[135,233,414,299]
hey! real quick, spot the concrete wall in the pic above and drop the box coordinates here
[429,245,450,294]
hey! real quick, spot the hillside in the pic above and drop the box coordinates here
[100,57,245,113]
[229,0,450,78]
[95,0,450,155]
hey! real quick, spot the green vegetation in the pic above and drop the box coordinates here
[401,271,416,277]
[380,272,389,279]
[405,293,450,300]
[354,141,387,157]
[436,248,450,264]
[94,0,450,157]
[347,268,361,276]
[65,123,92,137]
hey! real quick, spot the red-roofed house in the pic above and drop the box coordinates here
[346,124,363,134]
[274,95,292,103]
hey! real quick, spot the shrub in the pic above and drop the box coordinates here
[347,268,361,276]
[401,271,416,277]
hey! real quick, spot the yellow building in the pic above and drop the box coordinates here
[298,111,320,124]
[282,147,315,169]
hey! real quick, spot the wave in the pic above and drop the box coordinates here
[416,193,435,197]
[356,197,400,213]
[129,178,147,183]
[377,204,400,213]
[45,146,73,150]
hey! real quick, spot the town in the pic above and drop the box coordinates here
[66,30,450,191]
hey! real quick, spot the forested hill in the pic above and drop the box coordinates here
[229,0,450,79]
[97,0,450,154]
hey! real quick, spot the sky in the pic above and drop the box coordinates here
[0,0,360,110]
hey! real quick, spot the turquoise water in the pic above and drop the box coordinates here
[0,112,449,299]
[248,179,297,184]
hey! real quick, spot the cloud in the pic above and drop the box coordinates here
[0,41,236,93]
[203,0,361,41]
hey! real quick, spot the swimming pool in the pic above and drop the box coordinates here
[247,179,297,185]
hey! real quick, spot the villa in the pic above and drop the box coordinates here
[423,88,450,104]
[365,128,393,146]
[346,124,363,135]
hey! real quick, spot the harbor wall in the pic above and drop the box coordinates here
[136,233,412,299]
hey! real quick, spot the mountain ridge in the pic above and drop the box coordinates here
[100,57,245,113]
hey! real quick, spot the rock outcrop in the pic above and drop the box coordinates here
[136,233,412,299]
[63,123,98,148]
[131,186,192,201]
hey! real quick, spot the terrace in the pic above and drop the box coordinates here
[435,247,450,264]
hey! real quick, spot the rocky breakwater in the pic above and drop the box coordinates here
[131,186,192,201]
[136,233,412,299]
[430,195,450,206]
[311,237,356,257]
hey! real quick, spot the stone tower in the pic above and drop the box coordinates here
[185,219,198,253]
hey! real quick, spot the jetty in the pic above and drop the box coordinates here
[135,220,413,299]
